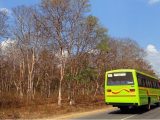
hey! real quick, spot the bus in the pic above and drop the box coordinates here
[105,69,160,111]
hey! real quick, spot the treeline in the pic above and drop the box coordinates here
[0,0,155,106]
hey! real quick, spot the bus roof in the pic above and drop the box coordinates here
[106,69,158,80]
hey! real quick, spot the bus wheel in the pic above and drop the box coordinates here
[155,102,160,107]
[119,106,128,112]
[156,97,160,107]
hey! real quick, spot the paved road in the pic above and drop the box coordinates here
[72,105,160,119]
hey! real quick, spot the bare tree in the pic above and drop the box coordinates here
[39,0,93,106]
[0,10,8,38]
[12,6,41,101]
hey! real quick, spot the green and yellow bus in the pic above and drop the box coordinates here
[105,69,160,111]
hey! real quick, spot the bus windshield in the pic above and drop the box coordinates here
[107,72,134,85]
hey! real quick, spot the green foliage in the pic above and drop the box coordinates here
[86,15,98,28]
[95,24,109,52]
[65,66,97,84]
[96,39,109,52]
[77,67,97,83]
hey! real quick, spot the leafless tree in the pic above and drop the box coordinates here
[0,10,8,38]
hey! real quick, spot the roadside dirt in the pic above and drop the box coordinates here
[50,106,115,120]
[0,100,111,119]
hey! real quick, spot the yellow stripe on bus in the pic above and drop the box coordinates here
[139,87,159,98]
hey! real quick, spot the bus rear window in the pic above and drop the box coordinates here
[107,72,134,85]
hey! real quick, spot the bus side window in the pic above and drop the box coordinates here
[155,82,158,88]
[147,77,151,88]
[159,81,160,88]
[145,79,148,88]
[149,80,152,88]
[137,74,142,86]
[155,82,156,88]
[142,78,146,87]
[156,82,158,88]
[154,81,156,88]
[138,77,142,86]
[149,79,152,88]
[153,81,156,88]
[155,82,157,88]
[147,79,150,88]
[151,81,154,88]
[147,80,150,88]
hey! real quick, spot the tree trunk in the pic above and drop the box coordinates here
[58,79,62,106]
[94,80,99,97]
[58,48,65,106]
[27,48,35,101]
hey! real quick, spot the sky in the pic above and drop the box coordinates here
[90,0,160,49]
[89,0,160,76]
[0,0,160,76]
[0,0,39,8]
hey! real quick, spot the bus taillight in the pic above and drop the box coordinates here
[130,89,135,92]
[107,89,112,92]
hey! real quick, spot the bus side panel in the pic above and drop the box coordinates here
[137,71,160,106]
[149,89,159,104]
[139,88,159,105]
[138,88,148,105]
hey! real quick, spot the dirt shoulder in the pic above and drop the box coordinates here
[38,103,112,119]
[50,106,115,120]
[0,101,112,119]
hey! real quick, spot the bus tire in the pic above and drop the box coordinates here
[156,102,160,107]
[156,97,160,107]
[119,106,128,112]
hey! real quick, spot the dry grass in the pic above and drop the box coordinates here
[0,94,107,119]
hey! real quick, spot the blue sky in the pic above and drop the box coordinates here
[90,0,160,49]
[0,0,40,8]
[1,0,160,49]
[89,0,160,76]
[1,0,160,75]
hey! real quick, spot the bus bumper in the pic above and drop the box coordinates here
[106,102,138,106]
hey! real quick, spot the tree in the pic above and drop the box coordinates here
[39,0,93,106]
[105,38,155,75]
[12,6,42,101]
[0,10,8,38]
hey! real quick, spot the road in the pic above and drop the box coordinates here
[71,105,160,119]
